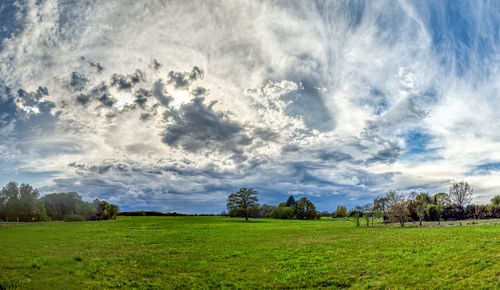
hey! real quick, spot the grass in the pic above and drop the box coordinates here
[0,217,499,289]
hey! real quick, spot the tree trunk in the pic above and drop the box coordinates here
[245,209,249,222]
[400,220,404,227]
[419,219,422,227]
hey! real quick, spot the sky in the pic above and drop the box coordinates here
[1,0,500,213]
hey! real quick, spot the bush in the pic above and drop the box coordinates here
[271,207,295,219]
[487,205,500,218]
[426,205,441,221]
[442,205,465,220]
[63,214,85,222]
[228,206,262,218]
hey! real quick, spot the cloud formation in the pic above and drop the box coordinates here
[1,0,500,213]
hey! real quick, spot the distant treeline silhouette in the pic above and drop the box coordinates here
[119,211,221,217]
[0,181,119,222]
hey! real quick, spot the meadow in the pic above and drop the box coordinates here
[0,217,499,289]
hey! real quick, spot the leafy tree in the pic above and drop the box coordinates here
[356,203,373,227]
[2,182,19,199]
[260,204,276,218]
[226,188,259,222]
[433,192,451,206]
[332,205,347,218]
[348,208,361,227]
[0,182,48,222]
[285,195,296,207]
[416,203,426,226]
[491,195,500,206]
[42,192,97,220]
[431,192,449,224]
[411,192,431,226]
[373,196,389,214]
[426,204,444,224]
[106,204,119,220]
[94,199,120,220]
[0,187,8,222]
[415,192,432,204]
[449,180,473,208]
[319,211,330,217]
[373,196,389,224]
[294,197,318,220]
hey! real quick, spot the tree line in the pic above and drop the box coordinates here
[0,181,119,222]
[226,188,320,221]
[226,181,500,225]
[332,180,500,227]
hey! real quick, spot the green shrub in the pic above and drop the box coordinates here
[270,206,295,219]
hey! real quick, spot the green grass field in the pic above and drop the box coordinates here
[0,217,499,289]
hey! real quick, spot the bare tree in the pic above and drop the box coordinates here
[449,180,473,208]
[388,200,408,227]
[385,191,408,227]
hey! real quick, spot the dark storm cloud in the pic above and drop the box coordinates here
[69,72,88,91]
[162,97,251,154]
[110,69,145,90]
[167,66,204,88]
